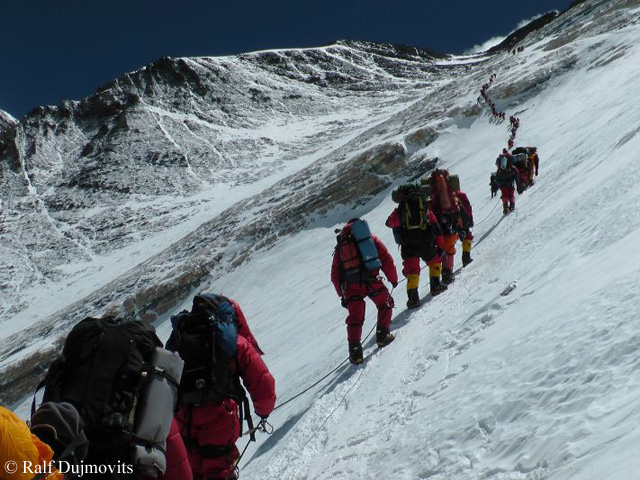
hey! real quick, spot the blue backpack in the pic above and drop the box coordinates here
[350,219,382,272]
[336,219,382,284]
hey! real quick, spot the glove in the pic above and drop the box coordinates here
[391,281,398,288]
[387,295,395,308]
[458,230,467,241]
[436,247,444,258]
[341,297,348,308]
[469,219,474,228]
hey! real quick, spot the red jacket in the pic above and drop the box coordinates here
[331,232,398,297]
[176,336,276,458]
[235,336,276,417]
[156,419,193,480]
[454,191,473,225]
[229,298,264,355]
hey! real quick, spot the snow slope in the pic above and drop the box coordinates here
[167,4,640,479]
[8,0,640,478]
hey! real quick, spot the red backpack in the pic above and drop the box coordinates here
[430,169,459,215]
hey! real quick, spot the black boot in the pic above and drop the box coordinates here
[376,327,395,348]
[349,341,363,365]
[406,288,420,309]
[430,276,448,296]
[503,203,510,215]
[462,251,473,267]
[442,268,455,285]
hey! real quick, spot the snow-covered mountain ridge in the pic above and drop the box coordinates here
[0,110,16,134]
[0,38,452,403]
[4,2,640,477]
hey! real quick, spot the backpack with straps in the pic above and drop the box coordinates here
[398,184,428,231]
[35,316,181,479]
[429,169,459,216]
[391,183,432,246]
[167,294,256,441]
[335,219,381,284]
[168,294,241,406]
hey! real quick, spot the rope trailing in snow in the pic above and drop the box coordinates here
[273,357,351,411]
[272,285,399,412]
[229,419,274,480]
[302,363,368,449]
[473,200,501,227]
[234,270,433,472]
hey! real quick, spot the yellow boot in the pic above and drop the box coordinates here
[429,263,447,296]
[406,273,421,308]
[462,239,473,267]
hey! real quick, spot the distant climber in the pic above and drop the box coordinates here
[428,169,462,285]
[331,218,398,364]
[528,146,540,181]
[448,174,474,267]
[494,156,520,214]
[386,182,446,309]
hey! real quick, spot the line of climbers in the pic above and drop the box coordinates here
[478,74,506,121]
[479,75,523,149]
[490,146,540,214]
[1,95,536,477]
[331,169,474,365]
[1,294,276,480]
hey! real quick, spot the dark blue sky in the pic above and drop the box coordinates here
[1,0,569,119]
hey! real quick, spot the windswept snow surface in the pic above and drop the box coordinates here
[160,13,640,480]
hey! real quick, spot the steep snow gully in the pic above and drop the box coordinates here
[7,0,640,478]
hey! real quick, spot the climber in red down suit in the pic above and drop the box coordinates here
[170,295,275,480]
[175,335,275,480]
[331,219,399,365]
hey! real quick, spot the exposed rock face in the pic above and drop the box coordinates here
[0,110,16,134]
[487,12,560,54]
[0,0,632,405]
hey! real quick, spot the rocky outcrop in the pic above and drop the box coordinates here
[487,12,560,54]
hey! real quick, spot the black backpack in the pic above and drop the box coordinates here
[167,294,242,407]
[167,294,256,440]
[35,317,163,478]
[394,184,432,246]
